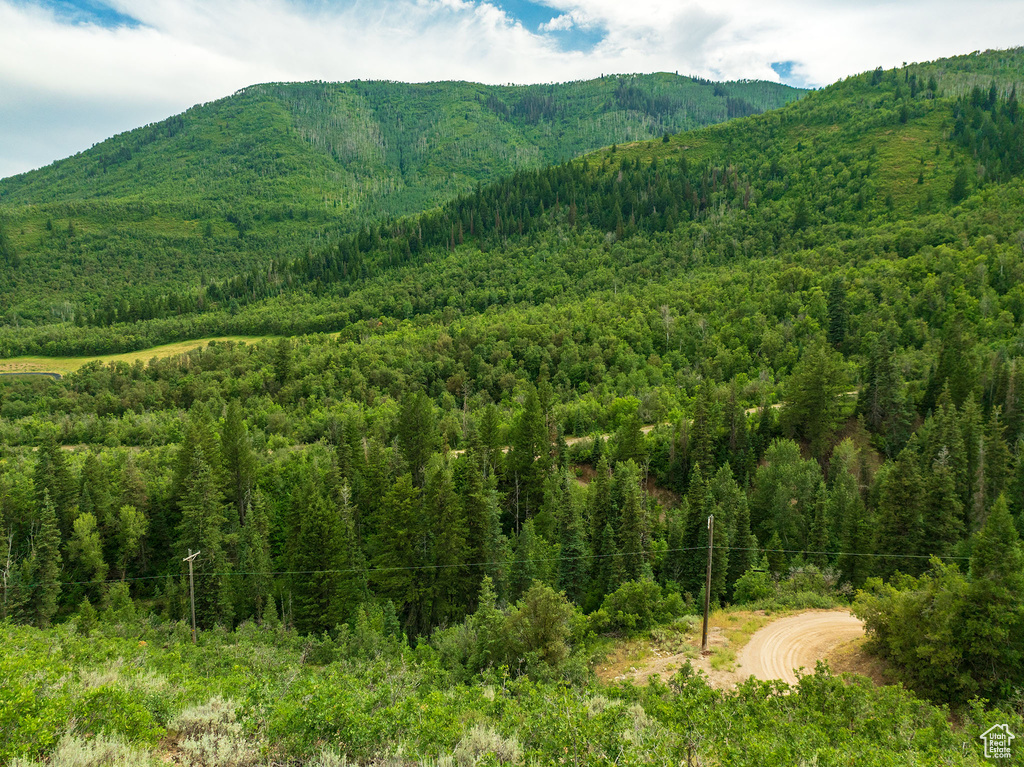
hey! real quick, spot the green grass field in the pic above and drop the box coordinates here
[0,335,279,376]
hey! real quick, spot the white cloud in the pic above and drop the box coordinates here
[1,0,1023,177]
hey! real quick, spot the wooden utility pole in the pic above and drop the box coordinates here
[701,515,714,654]
[183,549,200,644]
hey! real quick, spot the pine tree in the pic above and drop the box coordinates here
[425,457,469,627]
[557,474,589,604]
[334,484,369,625]
[33,436,73,539]
[176,444,231,629]
[921,447,965,559]
[959,395,983,530]
[31,491,62,628]
[688,385,718,481]
[370,474,423,632]
[875,448,924,578]
[222,400,255,526]
[292,480,341,635]
[979,408,1011,520]
[765,530,786,579]
[963,495,1024,698]
[589,455,613,549]
[507,386,548,525]
[615,460,648,580]
[397,391,439,486]
[237,490,272,622]
[781,341,847,461]
[826,277,848,348]
[831,440,873,588]
[807,482,830,568]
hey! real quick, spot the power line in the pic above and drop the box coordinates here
[17,544,970,590]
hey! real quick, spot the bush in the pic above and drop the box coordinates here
[595,579,687,635]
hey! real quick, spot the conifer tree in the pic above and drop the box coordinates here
[959,395,983,529]
[370,474,423,631]
[979,408,1011,518]
[507,385,548,525]
[222,399,255,525]
[688,385,718,481]
[334,484,369,624]
[963,495,1024,697]
[588,455,613,549]
[875,448,924,578]
[831,440,873,588]
[237,490,272,622]
[33,436,73,539]
[765,530,786,579]
[826,277,847,348]
[921,447,964,559]
[807,482,830,568]
[397,391,438,486]
[425,457,469,627]
[615,460,648,581]
[292,481,341,634]
[176,443,231,629]
[31,491,62,628]
[557,474,589,604]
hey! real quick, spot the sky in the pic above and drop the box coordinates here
[1,0,1022,179]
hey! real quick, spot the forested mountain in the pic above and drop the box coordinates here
[2,49,1024,762]
[0,74,802,324]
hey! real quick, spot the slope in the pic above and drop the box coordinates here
[0,74,803,324]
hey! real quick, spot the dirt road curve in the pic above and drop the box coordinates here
[735,610,865,685]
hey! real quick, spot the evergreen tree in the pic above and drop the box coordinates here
[176,444,231,629]
[425,457,469,627]
[963,495,1024,698]
[826,277,847,348]
[875,448,924,578]
[506,385,548,526]
[370,474,423,632]
[688,384,718,481]
[237,490,272,622]
[614,460,648,580]
[831,440,873,588]
[588,455,613,549]
[959,395,983,530]
[979,407,1011,520]
[334,484,369,625]
[222,399,255,526]
[921,447,964,558]
[291,479,341,634]
[765,530,786,579]
[781,341,847,461]
[33,436,74,538]
[557,474,589,604]
[807,482,830,568]
[31,491,62,628]
[397,391,438,486]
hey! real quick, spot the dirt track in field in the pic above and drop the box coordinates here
[735,610,865,685]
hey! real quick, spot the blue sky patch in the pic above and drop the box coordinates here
[493,0,605,52]
[771,60,814,89]
[25,0,141,28]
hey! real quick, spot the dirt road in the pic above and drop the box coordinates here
[735,610,865,685]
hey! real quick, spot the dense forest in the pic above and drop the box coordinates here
[1,49,1024,765]
[0,74,802,326]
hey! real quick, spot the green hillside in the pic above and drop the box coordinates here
[0,74,802,324]
[1,49,1024,763]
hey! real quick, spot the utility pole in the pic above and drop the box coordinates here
[701,515,714,654]
[183,549,200,644]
